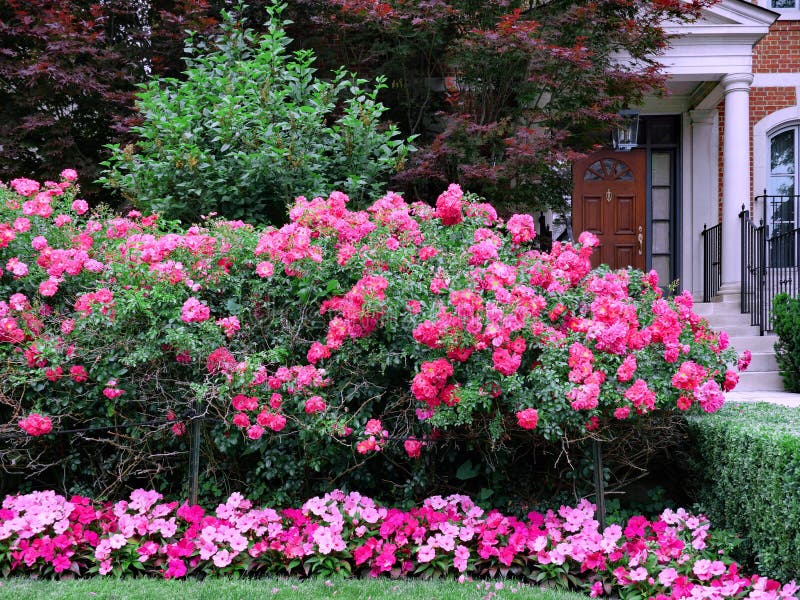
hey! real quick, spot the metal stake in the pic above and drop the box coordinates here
[592,439,606,532]
[188,400,201,506]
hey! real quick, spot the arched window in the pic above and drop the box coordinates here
[768,126,798,266]
[771,0,800,8]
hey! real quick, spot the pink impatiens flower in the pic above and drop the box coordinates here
[39,277,59,297]
[103,380,124,399]
[492,348,521,376]
[246,424,265,440]
[10,177,40,196]
[70,365,89,382]
[6,257,28,277]
[255,261,274,278]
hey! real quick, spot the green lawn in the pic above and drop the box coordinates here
[0,577,589,600]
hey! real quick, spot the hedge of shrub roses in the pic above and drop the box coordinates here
[0,172,744,501]
[1,488,797,600]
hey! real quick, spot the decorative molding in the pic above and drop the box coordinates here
[689,109,716,125]
[753,105,800,198]
[722,73,755,94]
[655,0,776,78]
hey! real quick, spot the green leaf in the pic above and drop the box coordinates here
[456,459,480,481]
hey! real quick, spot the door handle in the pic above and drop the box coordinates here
[606,188,612,203]
[637,225,644,255]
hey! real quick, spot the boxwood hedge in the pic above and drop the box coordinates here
[686,402,800,580]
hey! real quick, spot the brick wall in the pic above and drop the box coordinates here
[753,21,800,72]
[717,87,798,211]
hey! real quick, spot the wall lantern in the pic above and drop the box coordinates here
[611,109,640,151]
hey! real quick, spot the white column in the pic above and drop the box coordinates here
[689,109,718,299]
[720,73,753,292]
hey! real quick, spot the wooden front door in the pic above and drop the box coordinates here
[572,149,647,271]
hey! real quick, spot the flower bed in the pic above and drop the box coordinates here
[0,489,796,599]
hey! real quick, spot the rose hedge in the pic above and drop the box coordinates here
[0,488,797,600]
[0,172,743,502]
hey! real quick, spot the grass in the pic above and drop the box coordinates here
[0,577,590,600]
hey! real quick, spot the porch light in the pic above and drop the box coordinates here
[611,109,640,151]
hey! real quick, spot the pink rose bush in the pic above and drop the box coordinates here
[0,172,745,500]
[0,488,796,599]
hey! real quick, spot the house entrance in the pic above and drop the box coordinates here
[572,149,647,271]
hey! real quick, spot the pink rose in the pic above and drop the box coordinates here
[304,396,326,414]
[19,413,53,436]
[515,408,539,430]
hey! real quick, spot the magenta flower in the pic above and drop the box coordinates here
[181,297,210,323]
[19,413,53,436]
[515,408,538,430]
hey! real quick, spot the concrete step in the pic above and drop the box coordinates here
[735,370,785,392]
[729,335,778,354]
[709,292,741,304]
[747,352,779,372]
[712,324,762,337]
[702,314,762,328]
[724,391,800,405]
[693,302,749,317]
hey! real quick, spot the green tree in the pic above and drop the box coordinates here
[299,0,713,216]
[100,3,414,224]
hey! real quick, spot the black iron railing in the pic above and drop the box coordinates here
[701,222,721,303]
[739,194,800,334]
[740,206,767,334]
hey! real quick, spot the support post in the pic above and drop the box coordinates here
[720,73,753,293]
[592,439,606,532]
[188,400,201,506]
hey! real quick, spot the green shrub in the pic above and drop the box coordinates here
[686,402,800,580]
[100,3,413,225]
[772,292,800,392]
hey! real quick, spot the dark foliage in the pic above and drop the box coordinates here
[0,0,218,201]
[292,0,713,215]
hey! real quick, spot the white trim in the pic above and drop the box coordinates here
[750,0,800,21]
[655,0,775,79]
[752,73,800,88]
[665,0,778,30]
[754,105,800,198]
[774,10,800,20]
[694,83,726,110]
